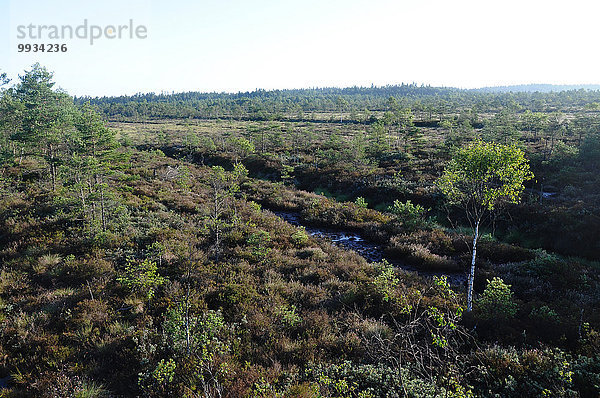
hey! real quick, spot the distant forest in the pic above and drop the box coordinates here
[76,84,600,122]
[474,84,600,93]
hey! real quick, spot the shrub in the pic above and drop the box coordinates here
[477,241,535,264]
[387,200,426,230]
[386,241,458,272]
[572,355,600,397]
[472,346,577,397]
[73,299,111,328]
[355,196,368,208]
[247,230,272,263]
[117,258,166,300]
[139,307,234,396]
[529,305,559,324]
[275,304,303,328]
[300,361,467,398]
[372,259,398,302]
[291,227,309,247]
[476,277,518,320]
[297,247,328,261]
[152,358,176,386]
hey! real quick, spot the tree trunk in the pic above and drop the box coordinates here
[49,144,56,191]
[214,222,221,261]
[467,221,479,312]
[77,173,87,216]
[99,176,107,232]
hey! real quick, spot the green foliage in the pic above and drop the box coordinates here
[444,120,477,151]
[291,226,309,247]
[476,277,518,320]
[572,355,600,397]
[387,199,426,230]
[438,140,534,211]
[182,128,199,152]
[438,140,533,312]
[117,258,165,300]
[529,305,559,323]
[248,200,262,212]
[275,304,303,328]
[372,259,399,302]
[198,135,217,152]
[175,165,191,189]
[473,346,577,397]
[152,358,176,385]
[160,306,232,394]
[138,305,234,395]
[280,164,294,183]
[247,230,272,262]
[551,140,578,163]
[355,196,368,208]
[163,306,227,356]
[579,134,600,168]
[427,276,464,349]
[207,163,249,258]
[299,361,468,398]
[367,120,391,159]
[228,136,255,160]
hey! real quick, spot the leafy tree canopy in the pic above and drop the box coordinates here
[438,140,534,212]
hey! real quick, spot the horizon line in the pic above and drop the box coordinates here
[68,82,600,99]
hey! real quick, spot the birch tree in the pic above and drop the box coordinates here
[437,141,533,312]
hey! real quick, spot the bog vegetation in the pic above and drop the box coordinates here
[0,64,599,397]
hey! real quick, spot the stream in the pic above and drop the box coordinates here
[273,210,467,285]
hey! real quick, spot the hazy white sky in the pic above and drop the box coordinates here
[2,0,599,96]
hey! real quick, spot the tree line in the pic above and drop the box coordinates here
[75,82,600,123]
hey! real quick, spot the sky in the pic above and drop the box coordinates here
[1,0,599,97]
